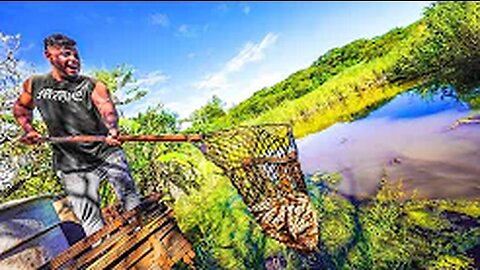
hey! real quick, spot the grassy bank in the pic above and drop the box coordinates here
[171,160,480,269]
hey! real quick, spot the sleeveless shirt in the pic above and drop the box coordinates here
[31,73,120,173]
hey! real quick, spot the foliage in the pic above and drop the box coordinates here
[427,255,474,270]
[1,32,27,191]
[389,2,480,96]
[0,32,62,202]
[0,121,63,203]
[422,1,480,88]
[185,95,227,134]
[91,64,147,107]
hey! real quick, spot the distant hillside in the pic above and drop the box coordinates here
[187,20,424,138]
[224,24,415,125]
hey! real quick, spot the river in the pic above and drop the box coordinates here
[298,87,480,200]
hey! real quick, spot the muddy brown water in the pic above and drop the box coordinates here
[298,90,480,200]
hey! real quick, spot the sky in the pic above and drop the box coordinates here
[1,1,433,119]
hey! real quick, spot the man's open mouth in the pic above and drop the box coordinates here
[65,62,79,74]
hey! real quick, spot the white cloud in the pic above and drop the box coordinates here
[166,70,285,120]
[124,86,212,120]
[165,98,207,119]
[244,72,283,98]
[225,71,285,109]
[177,24,198,38]
[175,23,210,38]
[194,32,279,91]
[121,88,169,118]
[227,33,278,71]
[130,70,169,88]
[195,72,230,91]
[178,24,189,34]
[150,13,170,27]
[187,52,196,59]
[241,4,251,15]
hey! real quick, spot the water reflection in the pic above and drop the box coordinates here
[298,88,480,199]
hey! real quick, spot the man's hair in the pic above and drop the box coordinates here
[43,33,76,50]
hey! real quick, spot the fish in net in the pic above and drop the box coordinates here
[200,124,318,252]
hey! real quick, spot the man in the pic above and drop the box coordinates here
[13,33,141,236]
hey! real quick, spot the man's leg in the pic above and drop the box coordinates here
[100,150,141,212]
[58,170,104,236]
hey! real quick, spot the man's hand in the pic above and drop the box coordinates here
[105,128,122,146]
[19,130,42,145]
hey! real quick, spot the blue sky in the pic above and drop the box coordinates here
[1,1,432,119]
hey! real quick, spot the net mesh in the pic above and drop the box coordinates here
[201,124,318,251]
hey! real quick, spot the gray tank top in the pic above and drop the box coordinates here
[31,73,120,172]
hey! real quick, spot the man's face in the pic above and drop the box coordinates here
[45,45,81,78]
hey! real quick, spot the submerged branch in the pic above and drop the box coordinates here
[449,113,480,130]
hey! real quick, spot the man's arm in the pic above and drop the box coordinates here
[91,80,121,146]
[13,78,41,144]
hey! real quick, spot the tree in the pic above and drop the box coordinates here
[187,95,227,133]
[0,33,24,145]
[0,32,62,202]
[389,2,480,95]
[91,65,147,116]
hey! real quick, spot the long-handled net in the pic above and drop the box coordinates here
[23,124,319,251]
[200,124,318,252]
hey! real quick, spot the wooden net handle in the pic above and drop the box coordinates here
[44,134,204,143]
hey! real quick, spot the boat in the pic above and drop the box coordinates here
[0,192,195,269]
